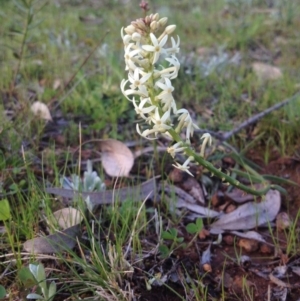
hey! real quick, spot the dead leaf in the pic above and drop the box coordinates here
[23,208,82,254]
[46,177,158,210]
[23,225,80,254]
[31,101,52,121]
[100,139,134,177]
[230,230,266,243]
[49,207,82,229]
[163,183,220,218]
[210,189,280,233]
[269,274,291,288]
[291,266,300,277]
[252,62,282,81]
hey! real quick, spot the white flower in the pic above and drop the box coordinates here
[142,33,168,64]
[200,133,212,157]
[121,27,132,46]
[149,108,171,127]
[128,68,152,91]
[167,142,186,158]
[124,43,140,71]
[155,78,177,112]
[155,77,174,94]
[165,36,180,55]
[136,124,157,140]
[121,79,148,101]
[133,97,156,120]
[158,55,180,79]
[176,109,199,143]
[173,156,194,177]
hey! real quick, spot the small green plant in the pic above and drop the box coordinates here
[159,228,184,257]
[60,160,105,193]
[186,217,203,235]
[26,263,57,301]
[0,285,6,299]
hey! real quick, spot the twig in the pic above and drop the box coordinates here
[195,92,300,141]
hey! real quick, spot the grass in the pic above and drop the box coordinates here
[1,0,300,300]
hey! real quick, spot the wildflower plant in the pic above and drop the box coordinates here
[120,12,278,196]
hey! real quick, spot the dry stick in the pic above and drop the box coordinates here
[49,31,110,109]
[195,92,300,141]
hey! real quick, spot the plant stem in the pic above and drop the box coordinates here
[11,3,32,94]
[167,129,278,196]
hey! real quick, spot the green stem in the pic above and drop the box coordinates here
[12,3,31,90]
[167,129,277,196]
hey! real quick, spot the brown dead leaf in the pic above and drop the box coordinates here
[23,208,82,254]
[210,189,280,233]
[252,62,282,81]
[99,139,134,177]
[168,169,205,205]
[23,225,80,254]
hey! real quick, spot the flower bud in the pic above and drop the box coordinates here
[124,24,136,35]
[132,32,141,42]
[150,21,158,31]
[153,13,159,21]
[145,15,151,24]
[158,17,168,27]
[122,34,132,45]
[165,25,176,35]
[135,19,148,32]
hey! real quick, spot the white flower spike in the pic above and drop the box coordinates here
[120,13,211,176]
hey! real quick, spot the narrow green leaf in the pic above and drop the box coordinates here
[196,218,203,230]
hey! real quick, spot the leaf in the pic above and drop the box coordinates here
[36,264,47,290]
[99,139,134,177]
[23,224,80,254]
[196,218,204,229]
[252,62,282,81]
[210,189,280,233]
[31,101,52,121]
[231,230,266,243]
[0,199,11,221]
[162,183,220,218]
[186,223,198,234]
[46,177,158,209]
[18,267,36,287]
[26,293,44,299]
[158,244,170,258]
[48,281,57,300]
[0,285,6,298]
[161,228,177,240]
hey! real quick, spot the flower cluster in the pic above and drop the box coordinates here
[121,13,208,176]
